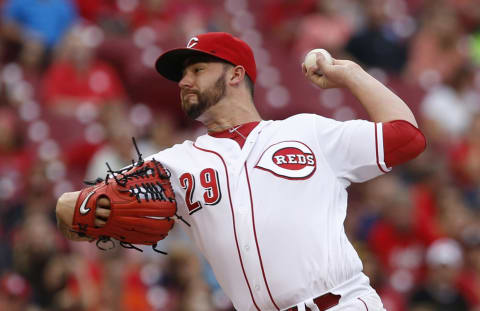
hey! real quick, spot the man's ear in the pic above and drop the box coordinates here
[228,65,246,86]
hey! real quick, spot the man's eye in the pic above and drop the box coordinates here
[194,67,203,73]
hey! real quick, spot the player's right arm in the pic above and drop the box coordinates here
[302,55,426,177]
[303,54,417,127]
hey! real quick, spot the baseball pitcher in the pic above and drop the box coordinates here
[56,32,426,311]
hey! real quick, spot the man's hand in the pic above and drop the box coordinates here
[302,53,363,89]
[56,191,111,241]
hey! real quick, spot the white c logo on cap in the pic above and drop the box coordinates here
[187,37,199,48]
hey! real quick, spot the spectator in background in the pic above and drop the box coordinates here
[41,254,85,311]
[407,149,450,244]
[51,244,220,311]
[0,35,5,63]
[0,108,31,272]
[451,0,480,32]
[347,174,402,241]
[405,1,468,86]
[12,211,65,309]
[141,114,184,155]
[358,242,407,311]
[175,7,210,43]
[130,0,219,43]
[73,0,118,24]
[0,108,31,206]
[42,23,125,116]
[368,190,427,295]
[49,247,129,311]
[458,227,480,310]
[0,272,32,311]
[84,104,136,181]
[259,0,316,47]
[0,0,78,67]
[0,42,45,109]
[15,39,45,90]
[409,238,470,311]
[130,0,176,33]
[345,0,408,73]
[84,106,191,185]
[449,113,480,208]
[420,65,479,150]
[0,1,479,310]
[433,186,475,241]
[293,1,353,60]
[163,245,215,311]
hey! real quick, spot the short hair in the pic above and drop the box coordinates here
[244,73,254,99]
[183,55,254,99]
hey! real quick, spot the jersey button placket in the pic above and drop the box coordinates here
[234,165,265,307]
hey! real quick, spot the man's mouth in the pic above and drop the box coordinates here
[182,92,198,101]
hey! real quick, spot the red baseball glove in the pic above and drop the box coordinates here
[71,153,180,254]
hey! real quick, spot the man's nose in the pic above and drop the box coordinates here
[179,72,193,89]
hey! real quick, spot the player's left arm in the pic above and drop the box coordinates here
[304,54,426,167]
[56,191,108,241]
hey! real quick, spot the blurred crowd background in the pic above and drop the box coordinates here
[0,0,480,310]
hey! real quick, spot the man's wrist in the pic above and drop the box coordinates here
[56,191,82,240]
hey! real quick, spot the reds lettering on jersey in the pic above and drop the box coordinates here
[147,114,390,311]
[256,141,316,180]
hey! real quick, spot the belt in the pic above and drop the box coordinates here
[286,293,341,311]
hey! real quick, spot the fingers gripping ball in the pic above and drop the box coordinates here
[304,48,333,75]
[72,156,179,254]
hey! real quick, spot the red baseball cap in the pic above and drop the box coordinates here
[155,32,257,83]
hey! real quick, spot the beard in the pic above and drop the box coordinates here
[181,72,226,120]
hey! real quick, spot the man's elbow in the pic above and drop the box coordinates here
[383,120,427,167]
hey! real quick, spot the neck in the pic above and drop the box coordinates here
[199,97,262,133]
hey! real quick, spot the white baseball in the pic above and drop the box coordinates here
[304,49,333,75]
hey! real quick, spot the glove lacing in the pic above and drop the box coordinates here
[84,137,190,255]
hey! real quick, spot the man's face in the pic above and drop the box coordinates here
[179,61,227,120]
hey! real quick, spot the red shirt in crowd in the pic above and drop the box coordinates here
[42,60,125,105]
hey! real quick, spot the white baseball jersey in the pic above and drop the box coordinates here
[147,113,390,311]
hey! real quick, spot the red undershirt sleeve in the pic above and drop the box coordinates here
[382,120,427,167]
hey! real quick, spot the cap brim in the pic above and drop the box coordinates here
[155,48,218,82]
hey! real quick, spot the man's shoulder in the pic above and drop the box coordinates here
[274,113,333,128]
[271,114,362,137]
[283,113,326,122]
[146,140,195,161]
[160,140,195,153]
[259,114,324,139]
